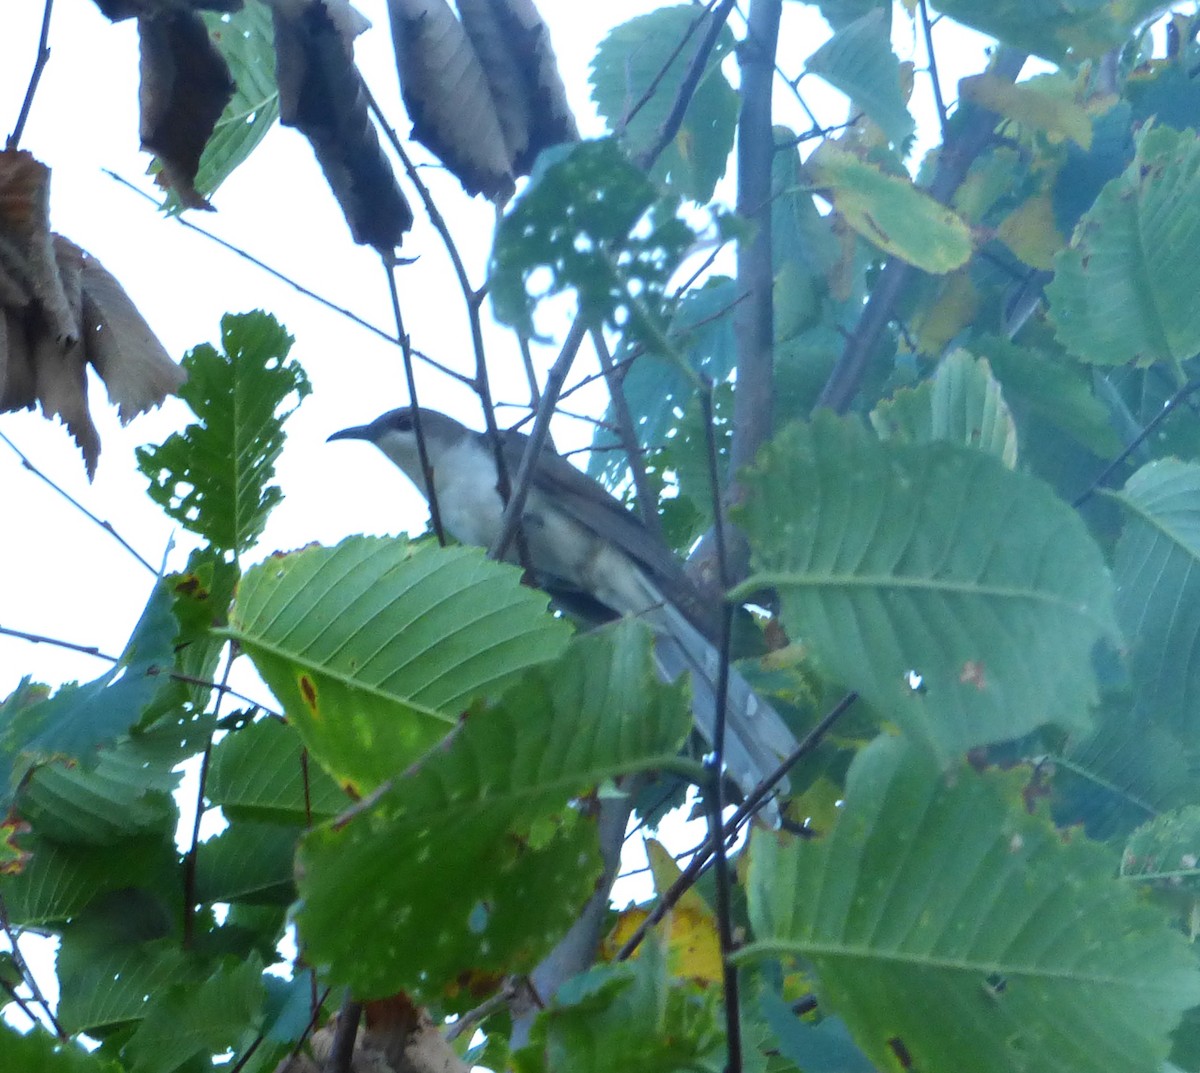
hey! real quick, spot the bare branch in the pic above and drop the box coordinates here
[7,0,54,150]
[919,0,950,142]
[324,994,362,1073]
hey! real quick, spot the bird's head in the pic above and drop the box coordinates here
[327,407,473,490]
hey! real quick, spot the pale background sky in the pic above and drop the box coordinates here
[0,0,995,1031]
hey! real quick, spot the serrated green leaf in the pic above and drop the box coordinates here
[736,413,1116,761]
[514,940,722,1073]
[806,143,973,273]
[932,0,1164,62]
[1053,695,1191,841]
[207,717,348,823]
[1122,805,1200,889]
[0,581,178,798]
[871,350,1018,467]
[57,938,189,1037]
[489,138,695,340]
[0,1028,116,1073]
[228,537,570,793]
[124,956,265,1073]
[589,5,737,203]
[804,11,914,149]
[160,2,279,212]
[1110,459,1200,735]
[194,822,296,905]
[136,312,308,555]
[743,735,1200,1073]
[295,622,691,1000]
[1048,126,1200,373]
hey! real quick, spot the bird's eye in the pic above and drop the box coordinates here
[394,412,413,432]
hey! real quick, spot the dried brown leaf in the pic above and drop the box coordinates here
[0,235,32,309]
[0,151,77,342]
[32,331,100,478]
[269,0,414,251]
[70,241,187,422]
[0,310,36,411]
[138,9,236,210]
[388,0,514,199]
[459,0,576,175]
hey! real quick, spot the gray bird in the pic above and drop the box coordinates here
[328,407,797,816]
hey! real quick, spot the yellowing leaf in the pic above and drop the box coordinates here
[806,143,973,274]
[602,905,722,985]
[912,269,979,355]
[997,194,1065,269]
[960,73,1093,149]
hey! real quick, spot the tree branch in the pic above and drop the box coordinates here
[815,47,1027,414]
[7,0,54,150]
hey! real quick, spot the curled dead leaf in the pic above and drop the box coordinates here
[138,8,237,210]
[269,0,414,251]
[0,152,185,477]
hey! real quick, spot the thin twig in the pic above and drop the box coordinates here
[103,170,411,353]
[1073,375,1200,508]
[0,892,67,1039]
[592,329,663,537]
[698,379,742,1073]
[614,691,857,962]
[0,430,157,574]
[0,623,119,663]
[446,981,518,1042]
[383,258,447,545]
[182,646,236,949]
[325,994,363,1073]
[919,0,950,143]
[7,0,54,150]
[489,317,589,562]
[634,0,738,171]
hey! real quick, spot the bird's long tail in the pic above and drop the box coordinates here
[651,601,796,825]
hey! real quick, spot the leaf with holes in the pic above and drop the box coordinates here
[743,735,1200,1073]
[736,413,1116,761]
[295,622,691,1000]
[227,537,570,794]
[137,312,307,555]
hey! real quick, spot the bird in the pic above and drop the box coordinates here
[328,406,798,819]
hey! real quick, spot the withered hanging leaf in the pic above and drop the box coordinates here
[92,0,244,21]
[73,242,187,422]
[388,0,514,199]
[138,9,236,210]
[269,0,413,251]
[458,0,576,175]
[0,311,35,411]
[0,155,184,476]
[0,152,77,342]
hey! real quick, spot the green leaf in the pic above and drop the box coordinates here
[295,622,691,1000]
[163,1,279,211]
[1053,696,1191,841]
[870,350,1018,467]
[227,537,570,793]
[931,0,1163,62]
[0,1028,117,1073]
[806,143,973,273]
[589,5,738,203]
[124,956,265,1073]
[0,581,178,798]
[1048,126,1200,374]
[804,11,915,149]
[759,989,875,1073]
[736,413,1117,761]
[1110,459,1200,735]
[489,138,696,340]
[207,717,348,824]
[743,735,1200,1073]
[1122,806,1200,889]
[514,939,723,1073]
[194,822,297,904]
[57,938,189,1037]
[136,311,308,555]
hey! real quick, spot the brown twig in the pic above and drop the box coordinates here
[918,0,950,143]
[7,0,54,150]
[325,994,363,1073]
[0,430,157,574]
[0,892,67,1039]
